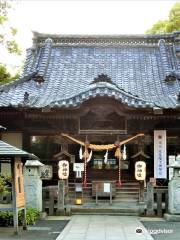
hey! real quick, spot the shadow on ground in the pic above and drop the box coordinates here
[0,220,69,240]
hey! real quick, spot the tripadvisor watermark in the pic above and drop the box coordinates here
[135,227,173,235]
[148,228,173,235]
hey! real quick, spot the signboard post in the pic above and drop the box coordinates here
[12,157,27,234]
[154,130,167,179]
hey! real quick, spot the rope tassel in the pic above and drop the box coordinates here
[83,148,90,159]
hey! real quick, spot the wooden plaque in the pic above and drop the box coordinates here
[14,157,25,208]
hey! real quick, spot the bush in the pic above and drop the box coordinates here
[0,175,10,195]
[0,208,40,226]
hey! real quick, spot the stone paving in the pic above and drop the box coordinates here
[56,215,153,240]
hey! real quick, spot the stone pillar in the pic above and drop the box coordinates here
[24,160,44,212]
[146,181,155,216]
[57,180,65,215]
[165,156,180,221]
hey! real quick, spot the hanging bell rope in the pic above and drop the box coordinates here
[83,144,89,187]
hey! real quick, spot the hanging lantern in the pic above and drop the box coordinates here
[135,161,146,181]
[58,160,69,180]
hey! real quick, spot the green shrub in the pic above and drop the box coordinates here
[0,175,10,195]
[0,208,40,226]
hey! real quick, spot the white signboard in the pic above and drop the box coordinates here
[169,155,175,180]
[104,183,110,193]
[154,130,167,179]
[73,163,84,172]
[135,161,146,181]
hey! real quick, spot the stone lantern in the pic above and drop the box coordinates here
[24,160,44,212]
[165,154,180,221]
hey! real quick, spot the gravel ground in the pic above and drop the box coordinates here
[0,220,69,240]
[141,221,180,240]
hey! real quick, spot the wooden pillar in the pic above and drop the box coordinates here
[11,157,19,235]
[22,131,30,152]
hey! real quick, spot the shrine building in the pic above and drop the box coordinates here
[0,31,180,215]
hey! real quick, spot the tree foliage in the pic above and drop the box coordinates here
[146,2,180,34]
[0,64,19,84]
[0,0,21,54]
[0,0,21,84]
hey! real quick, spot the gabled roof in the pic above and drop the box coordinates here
[0,140,38,159]
[0,31,180,109]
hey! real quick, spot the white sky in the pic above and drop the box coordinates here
[1,0,178,72]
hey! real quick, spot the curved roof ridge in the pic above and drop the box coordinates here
[46,85,156,109]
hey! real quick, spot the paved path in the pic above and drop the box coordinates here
[56,215,153,240]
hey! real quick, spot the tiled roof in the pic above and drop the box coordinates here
[0,140,38,159]
[0,32,180,109]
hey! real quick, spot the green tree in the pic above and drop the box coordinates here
[146,2,180,34]
[0,0,21,84]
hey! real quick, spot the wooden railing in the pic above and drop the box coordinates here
[154,188,168,217]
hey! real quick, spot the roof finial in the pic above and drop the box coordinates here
[24,91,29,103]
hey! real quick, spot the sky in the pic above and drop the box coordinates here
[1,0,178,73]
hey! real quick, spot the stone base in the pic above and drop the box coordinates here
[164,213,180,221]
[65,205,72,216]
[56,208,66,216]
[39,212,47,220]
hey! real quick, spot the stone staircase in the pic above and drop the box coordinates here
[114,181,140,203]
[66,181,143,216]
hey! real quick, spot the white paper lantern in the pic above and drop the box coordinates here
[58,160,69,180]
[135,161,146,181]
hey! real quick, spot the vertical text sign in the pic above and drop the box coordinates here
[154,130,167,179]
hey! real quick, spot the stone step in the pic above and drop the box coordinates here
[70,206,140,216]
[116,192,139,195]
